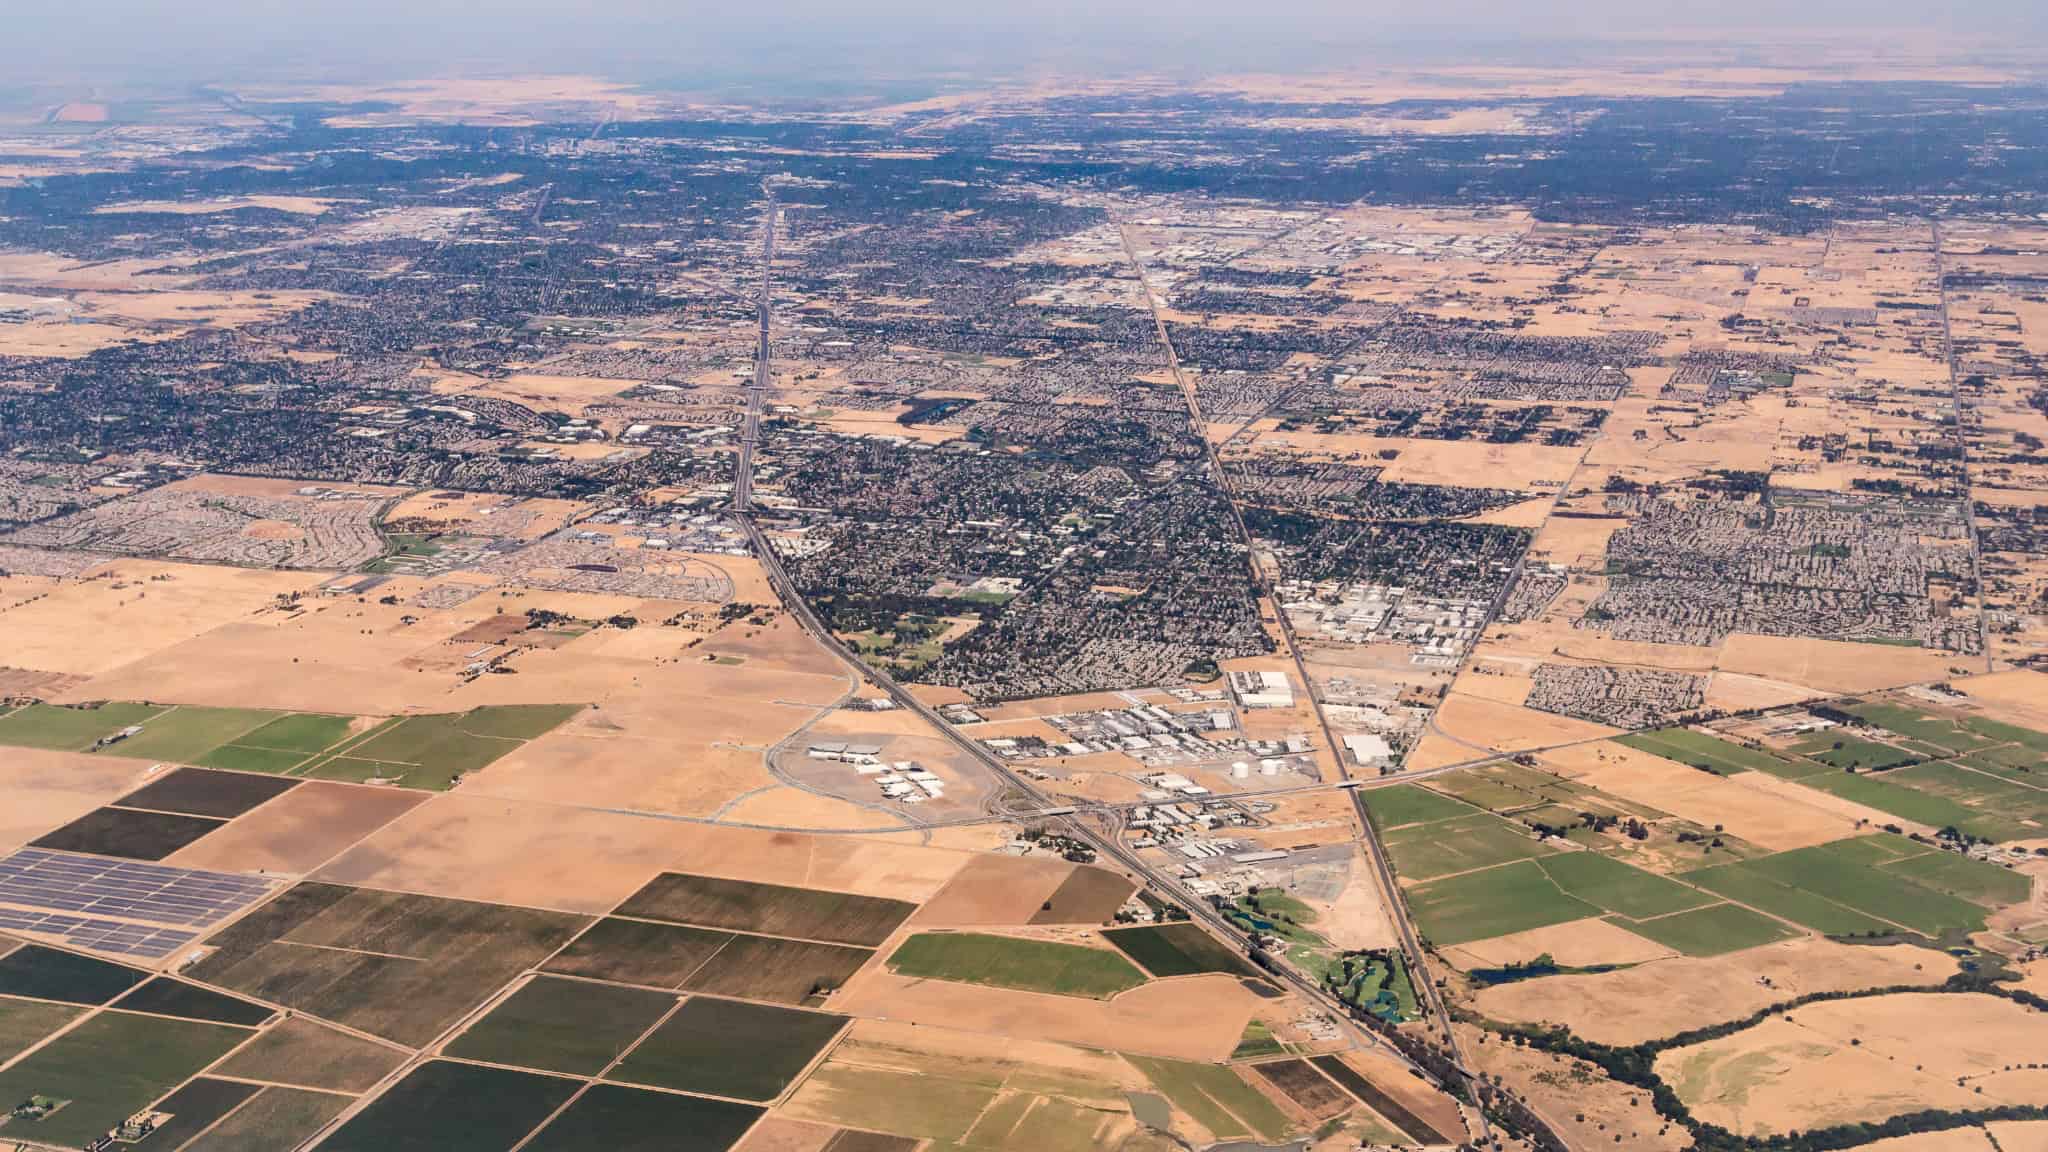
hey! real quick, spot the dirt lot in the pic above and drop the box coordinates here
[912,854,1077,927]
[3,561,320,678]
[0,748,152,850]
[1656,992,2048,1136]
[1443,915,1678,971]
[315,796,969,914]
[168,782,429,875]
[1432,692,1620,753]
[1716,635,1970,696]
[1540,741,1880,852]
[832,969,1268,1062]
[1471,939,1957,1045]
[732,1117,839,1152]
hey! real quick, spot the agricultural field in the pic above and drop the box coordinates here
[294,704,583,790]
[320,1060,581,1152]
[1027,865,1138,925]
[1682,837,2012,940]
[445,975,676,1075]
[0,944,147,1003]
[211,1016,407,1092]
[9,46,2048,1152]
[179,1087,352,1152]
[1362,782,1480,829]
[1123,1055,1293,1143]
[887,931,1149,998]
[109,977,275,1026]
[0,698,579,791]
[0,701,166,751]
[112,766,298,819]
[523,1083,764,1152]
[31,804,226,859]
[1615,902,1802,957]
[617,872,918,947]
[1619,728,1806,776]
[119,1079,263,1150]
[1408,859,1603,946]
[1103,922,1260,978]
[0,996,81,1064]
[1382,812,1561,881]
[607,996,846,1101]
[187,882,588,1045]
[0,1011,253,1148]
[1534,850,1718,920]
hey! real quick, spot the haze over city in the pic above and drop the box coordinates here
[0,7,2044,1152]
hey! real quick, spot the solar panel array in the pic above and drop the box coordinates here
[0,909,197,958]
[0,848,273,958]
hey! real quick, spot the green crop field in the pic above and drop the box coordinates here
[887,932,1147,998]
[1678,863,1892,936]
[1682,840,1989,938]
[1535,851,1718,920]
[196,743,317,774]
[1382,813,1558,881]
[1960,716,2048,752]
[1957,746,2048,780]
[1362,783,1476,829]
[447,975,675,1075]
[226,712,359,755]
[96,706,280,763]
[1406,859,1600,947]
[0,1011,252,1148]
[609,996,845,1101]
[0,701,166,750]
[1423,763,1588,813]
[1613,903,1800,956]
[1796,770,2033,843]
[1843,703,1996,753]
[1102,922,1258,978]
[1793,734,1919,771]
[1886,761,2048,825]
[454,703,584,739]
[280,705,579,789]
[311,713,521,789]
[1125,1056,1291,1143]
[321,1060,579,1152]
[1619,729,1813,777]
[1879,850,2033,907]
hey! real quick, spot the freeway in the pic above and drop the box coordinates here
[732,183,777,514]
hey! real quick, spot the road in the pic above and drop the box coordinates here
[720,209,1443,1095]
[1111,220,1488,1138]
[1931,219,1996,673]
[733,183,777,514]
[718,206,1506,1141]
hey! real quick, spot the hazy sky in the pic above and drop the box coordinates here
[9,1,2046,89]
